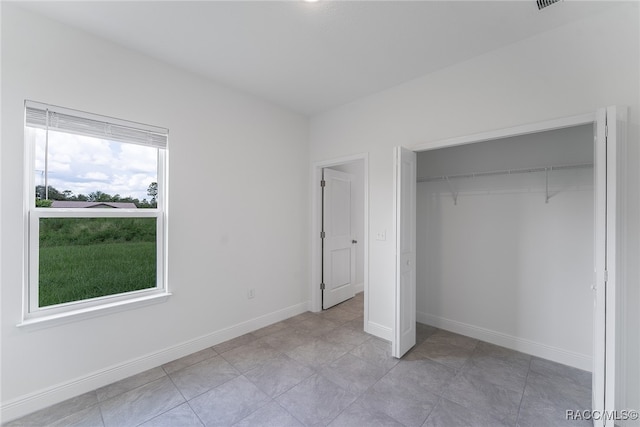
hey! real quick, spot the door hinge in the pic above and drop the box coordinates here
[320,180,326,187]
[320,231,325,239]
[605,124,608,138]
[320,283,325,290]
[604,270,608,282]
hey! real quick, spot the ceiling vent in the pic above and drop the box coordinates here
[537,0,560,10]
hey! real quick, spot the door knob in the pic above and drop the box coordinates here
[352,240,358,244]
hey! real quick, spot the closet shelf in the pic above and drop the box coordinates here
[417,162,593,183]
[418,162,594,205]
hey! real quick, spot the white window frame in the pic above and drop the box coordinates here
[22,101,169,324]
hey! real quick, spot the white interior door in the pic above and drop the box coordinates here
[393,146,417,358]
[593,106,625,427]
[322,168,356,309]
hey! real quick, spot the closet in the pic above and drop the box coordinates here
[415,124,594,369]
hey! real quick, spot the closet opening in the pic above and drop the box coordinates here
[415,123,594,371]
[394,107,624,426]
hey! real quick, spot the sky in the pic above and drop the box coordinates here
[31,127,158,202]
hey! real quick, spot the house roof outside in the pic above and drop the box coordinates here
[49,201,138,209]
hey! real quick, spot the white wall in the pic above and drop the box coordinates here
[309,3,639,419]
[416,125,594,370]
[327,161,365,290]
[0,5,309,421]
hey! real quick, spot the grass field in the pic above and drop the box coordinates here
[38,217,156,307]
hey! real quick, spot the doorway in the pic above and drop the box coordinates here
[311,155,368,324]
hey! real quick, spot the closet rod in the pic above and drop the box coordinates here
[417,162,593,183]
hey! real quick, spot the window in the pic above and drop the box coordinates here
[24,101,168,321]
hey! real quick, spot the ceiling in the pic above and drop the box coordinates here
[18,1,616,116]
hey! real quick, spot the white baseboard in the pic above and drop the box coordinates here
[353,282,364,294]
[1,302,308,423]
[366,320,392,341]
[417,311,592,371]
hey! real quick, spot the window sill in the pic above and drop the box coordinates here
[17,292,172,330]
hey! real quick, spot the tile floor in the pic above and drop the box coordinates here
[5,293,592,427]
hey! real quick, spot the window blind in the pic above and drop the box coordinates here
[25,100,168,149]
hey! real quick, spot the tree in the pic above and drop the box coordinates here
[88,191,115,202]
[34,185,151,208]
[35,185,45,200]
[147,182,158,205]
[35,185,66,201]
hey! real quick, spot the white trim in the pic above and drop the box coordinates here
[392,147,399,356]
[310,153,369,329]
[604,106,626,425]
[17,292,171,330]
[366,321,392,342]
[417,311,592,371]
[353,282,364,294]
[594,108,607,423]
[613,110,628,422]
[1,301,308,423]
[31,208,160,218]
[410,112,596,153]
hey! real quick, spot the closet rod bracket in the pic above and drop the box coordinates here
[545,167,550,204]
[445,176,458,206]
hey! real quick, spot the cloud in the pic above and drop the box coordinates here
[32,128,158,201]
[116,144,157,174]
[79,172,109,181]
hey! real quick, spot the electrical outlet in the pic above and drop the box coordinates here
[248,289,255,299]
[375,231,386,241]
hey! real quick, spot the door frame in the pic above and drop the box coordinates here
[397,109,622,424]
[311,153,369,318]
